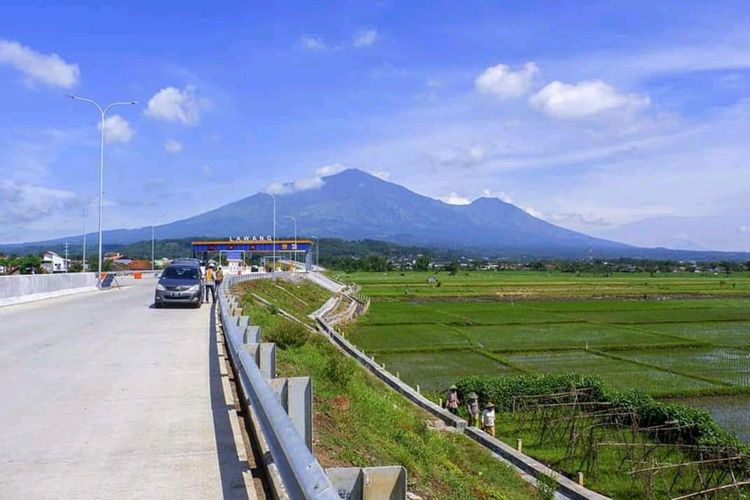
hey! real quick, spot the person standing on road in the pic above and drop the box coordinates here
[204,264,216,303]
[466,392,480,427]
[481,402,496,437]
[446,384,460,415]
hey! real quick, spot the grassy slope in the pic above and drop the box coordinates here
[235,278,535,499]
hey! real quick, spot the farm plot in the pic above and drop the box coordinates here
[456,323,683,351]
[614,346,750,386]
[375,350,520,391]
[349,323,469,351]
[503,350,721,395]
[637,321,750,346]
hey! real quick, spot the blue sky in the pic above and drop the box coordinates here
[1,1,749,250]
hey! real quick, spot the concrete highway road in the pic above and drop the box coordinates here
[0,279,255,499]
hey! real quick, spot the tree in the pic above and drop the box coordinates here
[413,255,431,272]
[445,260,459,276]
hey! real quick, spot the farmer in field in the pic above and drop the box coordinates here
[482,402,496,437]
[466,392,480,427]
[446,384,460,414]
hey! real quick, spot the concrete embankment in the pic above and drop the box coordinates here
[0,273,98,307]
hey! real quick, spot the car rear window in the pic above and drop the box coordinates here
[162,266,200,279]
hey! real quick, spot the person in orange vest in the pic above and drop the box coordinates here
[204,264,216,303]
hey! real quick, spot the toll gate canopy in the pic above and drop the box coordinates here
[191,239,313,271]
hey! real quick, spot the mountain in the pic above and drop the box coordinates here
[3,169,749,260]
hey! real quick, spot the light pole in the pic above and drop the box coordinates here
[284,215,297,265]
[68,95,137,288]
[151,224,155,271]
[82,206,88,272]
[310,235,319,270]
[260,192,276,272]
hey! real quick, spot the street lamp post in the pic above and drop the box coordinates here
[260,192,276,273]
[311,235,319,269]
[284,215,297,266]
[151,224,155,271]
[68,95,137,288]
[82,206,87,272]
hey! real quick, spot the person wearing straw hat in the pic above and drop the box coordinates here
[446,384,460,415]
[481,402,496,437]
[466,392,480,427]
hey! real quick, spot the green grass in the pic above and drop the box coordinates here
[349,323,470,351]
[233,277,536,498]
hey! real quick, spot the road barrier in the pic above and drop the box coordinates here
[218,274,337,499]
[0,272,97,307]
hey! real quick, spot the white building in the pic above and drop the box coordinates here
[42,251,69,273]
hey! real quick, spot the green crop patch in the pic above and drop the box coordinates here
[502,350,721,394]
[348,323,470,351]
[613,347,750,386]
[636,321,750,346]
[456,322,682,351]
[376,350,520,391]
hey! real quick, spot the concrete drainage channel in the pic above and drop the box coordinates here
[218,274,407,500]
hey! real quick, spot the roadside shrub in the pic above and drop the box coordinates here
[323,353,356,388]
[265,320,310,349]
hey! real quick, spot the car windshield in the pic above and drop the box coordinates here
[162,266,200,280]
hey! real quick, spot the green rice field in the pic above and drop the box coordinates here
[341,271,750,440]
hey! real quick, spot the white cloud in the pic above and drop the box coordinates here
[164,139,183,154]
[0,180,78,225]
[475,62,538,98]
[353,29,378,48]
[440,192,471,205]
[315,163,346,176]
[368,168,390,180]
[739,225,750,233]
[266,176,325,195]
[99,114,134,144]
[0,39,80,88]
[202,164,213,176]
[298,35,327,51]
[144,85,205,125]
[530,80,650,119]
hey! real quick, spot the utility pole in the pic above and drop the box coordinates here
[68,95,137,288]
[64,241,69,273]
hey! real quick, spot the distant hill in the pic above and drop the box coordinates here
[3,169,750,260]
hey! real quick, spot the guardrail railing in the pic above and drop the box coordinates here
[218,274,337,499]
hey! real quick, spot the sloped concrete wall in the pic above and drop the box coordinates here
[0,273,98,307]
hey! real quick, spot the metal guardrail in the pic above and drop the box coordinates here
[218,275,338,500]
